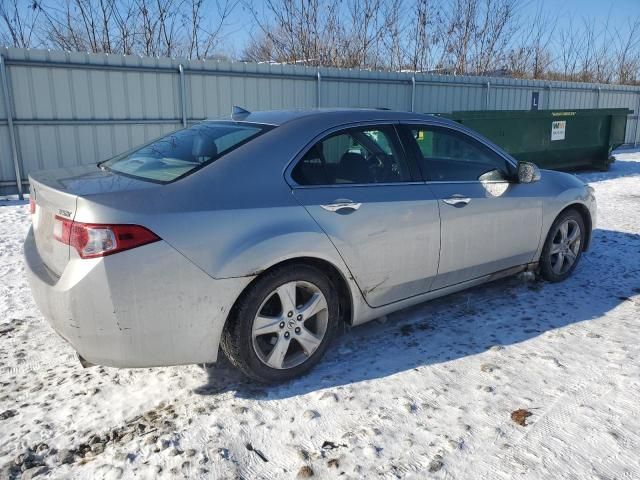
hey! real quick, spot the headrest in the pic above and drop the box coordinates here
[192,134,218,159]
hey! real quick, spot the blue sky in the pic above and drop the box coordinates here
[534,0,638,18]
[521,0,639,31]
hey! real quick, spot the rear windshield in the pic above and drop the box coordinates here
[102,122,270,183]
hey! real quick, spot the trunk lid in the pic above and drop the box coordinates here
[31,178,77,276]
[29,164,155,276]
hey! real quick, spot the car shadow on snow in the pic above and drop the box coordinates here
[578,157,640,183]
[195,228,640,400]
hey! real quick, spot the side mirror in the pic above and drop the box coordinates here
[517,161,541,184]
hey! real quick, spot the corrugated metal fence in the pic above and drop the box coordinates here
[1,47,640,196]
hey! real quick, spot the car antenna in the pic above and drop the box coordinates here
[231,105,251,120]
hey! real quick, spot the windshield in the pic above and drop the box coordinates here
[102,122,270,183]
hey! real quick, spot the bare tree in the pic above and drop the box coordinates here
[505,3,555,79]
[341,0,388,68]
[613,16,640,84]
[244,0,342,65]
[1,0,638,85]
[556,18,580,80]
[592,11,615,83]
[439,0,477,74]
[471,0,520,74]
[245,0,397,69]
[0,0,41,48]
[577,17,601,82]
[398,0,440,72]
[29,0,236,58]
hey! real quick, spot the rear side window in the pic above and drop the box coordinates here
[291,126,411,185]
[404,126,512,182]
[102,122,269,183]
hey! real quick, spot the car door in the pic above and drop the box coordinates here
[288,123,440,308]
[399,123,543,290]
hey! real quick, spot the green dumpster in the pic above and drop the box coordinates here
[441,108,632,171]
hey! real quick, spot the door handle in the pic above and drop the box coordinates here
[320,201,362,212]
[442,195,471,207]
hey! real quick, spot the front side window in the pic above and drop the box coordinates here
[405,126,512,182]
[291,126,411,186]
[102,122,269,183]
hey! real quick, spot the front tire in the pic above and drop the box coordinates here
[539,209,585,282]
[221,264,339,383]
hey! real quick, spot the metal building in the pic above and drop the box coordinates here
[1,47,639,196]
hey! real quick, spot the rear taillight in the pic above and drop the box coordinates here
[54,216,160,258]
[53,216,72,243]
[29,195,36,214]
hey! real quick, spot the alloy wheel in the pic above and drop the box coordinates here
[549,219,581,275]
[251,280,329,369]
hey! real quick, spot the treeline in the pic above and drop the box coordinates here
[0,0,237,60]
[2,0,639,85]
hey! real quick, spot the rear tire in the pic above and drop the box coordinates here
[539,209,585,282]
[221,264,339,383]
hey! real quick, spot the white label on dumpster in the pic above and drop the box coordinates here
[551,120,566,141]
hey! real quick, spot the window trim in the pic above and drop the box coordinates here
[100,120,274,185]
[285,120,422,189]
[398,122,518,184]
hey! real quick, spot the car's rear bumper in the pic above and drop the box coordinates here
[24,226,253,368]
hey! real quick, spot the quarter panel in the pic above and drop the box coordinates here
[158,205,352,279]
[25,230,252,367]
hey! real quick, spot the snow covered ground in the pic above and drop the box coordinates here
[1,149,639,480]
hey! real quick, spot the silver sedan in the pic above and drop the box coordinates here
[24,109,596,383]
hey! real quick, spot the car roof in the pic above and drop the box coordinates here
[203,108,459,128]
